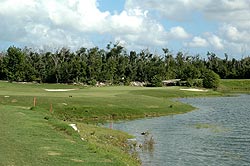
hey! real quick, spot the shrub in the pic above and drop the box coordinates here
[193,79,203,87]
[151,75,162,87]
[186,79,194,87]
[88,79,97,86]
[203,70,220,89]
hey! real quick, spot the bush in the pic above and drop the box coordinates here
[193,79,203,87]
[186,79,194,87]
[203,70,220,89]
[150,75,162,87]
[88,79,97,86]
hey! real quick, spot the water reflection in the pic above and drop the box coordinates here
[113,95,250,166]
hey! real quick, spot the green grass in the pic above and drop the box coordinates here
[0,81,225,166]
[219,79,250,93]
[0,105,140,166]
[0,82,221,122]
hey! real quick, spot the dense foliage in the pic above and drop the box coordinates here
[0,44,249,87]
[202,70,220,89]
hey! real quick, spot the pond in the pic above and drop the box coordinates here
[112,95,250,166]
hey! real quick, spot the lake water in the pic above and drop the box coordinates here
[113,95,250,166]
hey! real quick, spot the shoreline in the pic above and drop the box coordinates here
[1,80,250,166]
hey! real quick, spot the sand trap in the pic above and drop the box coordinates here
[180,88,208,92]
[44,89,76,92]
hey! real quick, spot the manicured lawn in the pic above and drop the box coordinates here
[0,82,221,122]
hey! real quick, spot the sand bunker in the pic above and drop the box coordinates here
[44,89,76,92]
[180,88,208,92]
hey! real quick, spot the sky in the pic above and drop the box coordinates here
[0,0,250,58]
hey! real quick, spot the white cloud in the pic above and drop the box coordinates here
[185,36,208,48]
[125,0,210,21]
[220,25,250,43]
[185,34,226,51]
[0,0,174,50]
[125,0,250,55]
[125,0,250,25]
[110,9,143,34]
[207,34,224,50]
[42,0,110,32]
[169,26,190,39]
[108,7,170,49]
[224,25,241,42]
[1,0,250,55]
[22,25,94,50]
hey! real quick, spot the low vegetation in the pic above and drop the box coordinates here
[0,105,140,166]
[1,79,250,165]
[219,79,250,93]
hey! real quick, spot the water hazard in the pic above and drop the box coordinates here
[113,95,250,166]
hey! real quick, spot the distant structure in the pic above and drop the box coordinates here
[162,79,181,86]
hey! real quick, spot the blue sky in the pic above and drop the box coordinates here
[0,0,250,59]
[98,0,125,13]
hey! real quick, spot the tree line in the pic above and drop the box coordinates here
[0,44,249,88]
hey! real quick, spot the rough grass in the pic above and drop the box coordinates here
[0,105,140,166]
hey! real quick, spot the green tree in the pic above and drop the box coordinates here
[175,51,185,79]
[104,43,124,83]
[151,74,163,87]
[2,44,250,85]
[4,46,26,81]
[136,53,147,82]
[124,51,137,83]
[24,49,43,82]
[0,53,6,80]
[203,70,220,89]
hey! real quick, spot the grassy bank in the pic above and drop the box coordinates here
[0,81,224,165]
[0,104,140,166]
[219,79,250,93]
